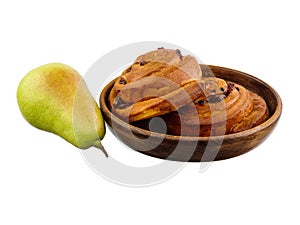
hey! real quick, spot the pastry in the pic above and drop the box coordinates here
[162,81,269,136]
[109,48,204,122]
[109,48,269,136]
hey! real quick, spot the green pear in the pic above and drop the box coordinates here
[17,63,107,156]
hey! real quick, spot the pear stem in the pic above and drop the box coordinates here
[92,140,108,157]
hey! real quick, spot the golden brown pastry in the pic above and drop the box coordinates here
[108,48,269,136]
[109,48,204,122]
[162,81,269,136]
[231,91,269,133]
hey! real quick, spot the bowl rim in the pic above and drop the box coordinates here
[100,65,282,141]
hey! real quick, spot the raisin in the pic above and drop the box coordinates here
[224,82,235,97]
[126,66,132,73]
[227,82,235,91]
[175,49,183,61]
[139,60,148,66]
[119,78,127,85]
[198,100,205,105]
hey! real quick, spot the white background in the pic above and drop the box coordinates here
[1,0,298,224]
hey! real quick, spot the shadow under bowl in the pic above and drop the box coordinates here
[99,65,282,162]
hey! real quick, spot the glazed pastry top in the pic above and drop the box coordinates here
[109,48,204,122]
[108,48,269,136]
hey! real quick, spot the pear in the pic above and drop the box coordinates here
[17,63,107,156]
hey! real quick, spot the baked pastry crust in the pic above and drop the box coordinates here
[108,48,269,136]
[162,82,269,136]
[109,48,204,122]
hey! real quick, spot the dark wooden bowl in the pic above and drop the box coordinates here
[99,65,282,162]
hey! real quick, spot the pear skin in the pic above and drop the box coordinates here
[17,63,107,156]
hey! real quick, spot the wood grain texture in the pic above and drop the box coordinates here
[99,65,282,162]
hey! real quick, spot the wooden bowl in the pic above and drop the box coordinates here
[99,65,282,162]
